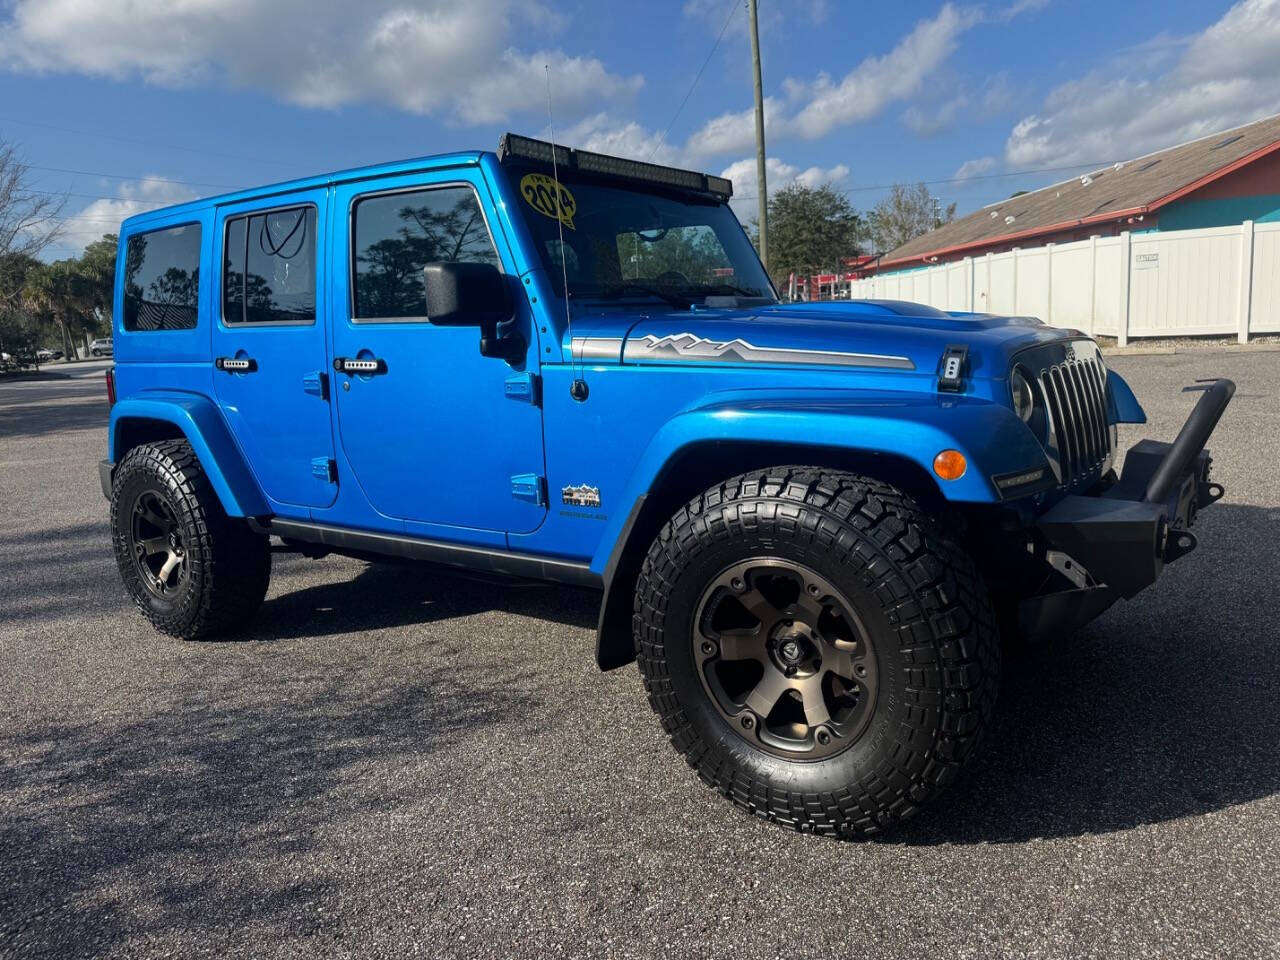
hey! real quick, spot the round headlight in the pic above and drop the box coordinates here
[1011,367,1035,423]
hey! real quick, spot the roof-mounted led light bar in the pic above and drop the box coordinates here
[498,133,733,199]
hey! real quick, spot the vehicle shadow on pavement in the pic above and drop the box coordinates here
[249,559,600,640]
[0,656,540,958]
[0,396,108,440]
[900,502,1280,844]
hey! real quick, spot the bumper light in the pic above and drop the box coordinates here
[995,467,1046,491]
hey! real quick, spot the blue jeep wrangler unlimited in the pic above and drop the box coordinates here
[101,134,1233,837]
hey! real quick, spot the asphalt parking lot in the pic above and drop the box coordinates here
[2,352,1278,960]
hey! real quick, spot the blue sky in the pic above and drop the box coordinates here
[2,0,1277,258]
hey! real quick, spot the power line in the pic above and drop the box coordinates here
[32,190,174,207]
[26,163,240,190]
[731,158,1121,202]
[0,114,299,168]
[647,0,739,162]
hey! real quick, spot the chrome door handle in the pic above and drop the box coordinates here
[215,356,257,373]
[333,357,387,375]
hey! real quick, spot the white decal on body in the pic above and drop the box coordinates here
[625,333,915,370]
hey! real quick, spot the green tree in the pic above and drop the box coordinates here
[758,183,866,290]
[0,312,39,370]
[78,233,118,326]
[16,234,117,355]
[870,183,956,253]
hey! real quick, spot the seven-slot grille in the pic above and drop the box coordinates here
[1036,353,1113,487]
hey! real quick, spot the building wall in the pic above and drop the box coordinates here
[850,220,1280,343]
[878,148,1280,270]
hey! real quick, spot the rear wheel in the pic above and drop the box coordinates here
[110,439,270,638]
[634,467,999,837]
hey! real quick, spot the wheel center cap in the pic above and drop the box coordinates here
[779,639,804,665]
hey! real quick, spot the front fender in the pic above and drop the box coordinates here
[108,392,268,517]
[589,387,1049,575]
[1105,369,1147,424]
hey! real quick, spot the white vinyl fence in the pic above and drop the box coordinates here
[849,220,1280,344]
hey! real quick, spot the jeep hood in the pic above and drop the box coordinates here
[570,299,1088,378]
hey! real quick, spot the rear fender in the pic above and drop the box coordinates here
[108,392,267,517]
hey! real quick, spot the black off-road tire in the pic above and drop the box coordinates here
[634,467,999,838]
[110,439,271,639]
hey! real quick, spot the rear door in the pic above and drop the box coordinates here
[211,190,337,512]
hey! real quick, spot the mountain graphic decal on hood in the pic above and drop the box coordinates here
[624,332,916,370]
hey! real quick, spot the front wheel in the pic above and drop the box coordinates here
[634,467,999,838]
[110,439,271,639]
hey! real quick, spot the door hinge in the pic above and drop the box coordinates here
[311,457,337,483]
[504,372,541,406]
[303,370,329,400]
[510,473,546,506]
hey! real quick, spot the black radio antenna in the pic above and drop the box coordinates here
[545,64,588,402]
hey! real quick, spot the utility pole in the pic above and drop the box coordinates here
[748,0,768,271]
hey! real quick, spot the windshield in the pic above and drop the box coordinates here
[503,166,776,307]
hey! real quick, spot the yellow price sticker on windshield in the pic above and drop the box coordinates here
[520,173,577,230]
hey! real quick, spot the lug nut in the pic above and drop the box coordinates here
[731,577,744,591]
[816,728,831,746]
[700,641,715,655]
[740,715,755,730]
[807,584,820,596]
[784,666,797,677]
[855,664,867,677]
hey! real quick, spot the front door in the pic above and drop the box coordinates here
[330,172,545,533]
[212,190,337,512]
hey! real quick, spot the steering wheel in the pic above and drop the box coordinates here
[655,270,689,286]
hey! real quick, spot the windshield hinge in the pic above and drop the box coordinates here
[937,344,969,393]
[311,457,337,483]
[504,372,541,406]
[510,473,547,506]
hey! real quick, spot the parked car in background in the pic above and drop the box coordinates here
[90,338,113,357]
[37,348,63,362]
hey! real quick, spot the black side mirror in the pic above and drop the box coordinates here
[422,261,524,362]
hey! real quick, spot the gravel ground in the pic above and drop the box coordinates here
[1,353,1278,960]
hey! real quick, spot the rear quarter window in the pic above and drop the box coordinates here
[123,224,202,331]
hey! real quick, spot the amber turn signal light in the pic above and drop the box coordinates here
[933,449,967,481]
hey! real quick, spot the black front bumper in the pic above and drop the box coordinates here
[1020,378,1235,637]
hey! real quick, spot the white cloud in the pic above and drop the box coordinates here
[953,156,997,180]
[59,177,198,253]
[997,0,1051,22]
[1004,0,1280,169]
[681,0,828,36]
[682,4,980,160]
[719,156,849,218]
[786,4,981,140]
[0,0,641,124]
[559,113,682,165]
[903,93,970,136]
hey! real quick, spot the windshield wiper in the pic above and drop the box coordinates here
[588,282,693,309]
[702,283,775,300]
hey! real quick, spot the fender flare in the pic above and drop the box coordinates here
[108,392,268,517]
[1105,369,1147,424]
[591,387,1050,669]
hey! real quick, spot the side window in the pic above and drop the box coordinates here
[223,205,317,325]
[123,224,202,331]
[352,185,499,320]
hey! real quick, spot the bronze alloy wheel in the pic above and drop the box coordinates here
[129,489,189,599]
[693,558,878,761]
